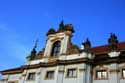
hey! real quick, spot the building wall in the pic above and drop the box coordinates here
[1,63,125,83]
[1,30,125,83]
[8,74,21,82]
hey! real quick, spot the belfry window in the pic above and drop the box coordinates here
[51,41,61,57]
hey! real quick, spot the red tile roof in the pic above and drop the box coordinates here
[91,42,125,54]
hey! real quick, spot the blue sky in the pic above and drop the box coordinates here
[0,0,125,77]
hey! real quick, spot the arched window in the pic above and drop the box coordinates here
[51,41,61,57]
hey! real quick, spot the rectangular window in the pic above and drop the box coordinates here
[67,69,77,77]
[46,71,54,79]
[27,73,35,80]
[122,69,125,78]
[96,70,107,79]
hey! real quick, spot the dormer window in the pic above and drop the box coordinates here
[51,41,61,57]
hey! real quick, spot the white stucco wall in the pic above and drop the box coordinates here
[59,52,93,61]
[120,79,125,83]
[93,63,125,83]
[40,67,57,83]
[29,59,44,65]
[4,73,21,83]
[62,63,89,83]
[93,80,109,83]
[22,68,40,83]
[1,63,125,83]
[8,74,21,81]
[1,50,125,83]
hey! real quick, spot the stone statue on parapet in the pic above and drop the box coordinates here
[82,38,91,52]
[108,33,118,51]
[29,39,38,60]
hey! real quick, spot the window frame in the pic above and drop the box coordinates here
[122,69,125,79]
[95,69,108,80]
[8,81,18,83]
[66,68,77,78]
[45,70,55,80]
[27,72,36,81]
[51,41,61,57]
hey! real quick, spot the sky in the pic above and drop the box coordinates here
[0,0,125,78]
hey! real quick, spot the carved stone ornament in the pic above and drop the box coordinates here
[29,40,38,60]
[29,48,37,60]
[58,20,74,33]
[108,33,119,51]
[46,28,56,36]
[82,38,91,52]
[58,20,65,32]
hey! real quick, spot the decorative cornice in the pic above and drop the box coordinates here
[1,70,23,75]
[22,74,26,77]
[94,57,125,65]
[109,69,120,72]
[1,58,92,75]
[1,78,8,81]
[58,70,65,73]
[1,56,125,75]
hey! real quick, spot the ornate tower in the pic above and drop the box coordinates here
[43,21,74,62]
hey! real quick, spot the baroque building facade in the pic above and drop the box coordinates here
[0,21,125,83]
